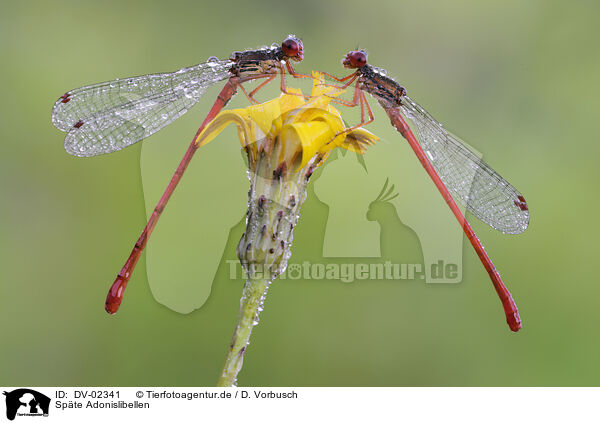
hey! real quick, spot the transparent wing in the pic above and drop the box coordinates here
[398,96,529,234]
[52,59,232,157]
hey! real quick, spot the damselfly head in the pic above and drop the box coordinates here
[282,36,304,62]
[343,50,368,69]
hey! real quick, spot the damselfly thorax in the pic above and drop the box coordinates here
[355,64,407,108]
[230,48,289,78]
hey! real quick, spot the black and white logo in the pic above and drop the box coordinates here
[3,389,50,420]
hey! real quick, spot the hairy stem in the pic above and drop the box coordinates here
[217,277,271,387]
[217,142,318,386]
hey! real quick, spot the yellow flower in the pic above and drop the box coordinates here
[194,72,380,286]
[195,72,378,171]
[193,74,380,383]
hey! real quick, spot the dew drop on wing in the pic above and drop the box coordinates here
[183,87,194,99]
[399,96,530,234]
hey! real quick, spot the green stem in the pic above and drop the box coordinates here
[217,276,271,387]
[216,139,317,386]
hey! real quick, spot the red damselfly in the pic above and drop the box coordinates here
[324,50,529,332]
[52,36,306,314]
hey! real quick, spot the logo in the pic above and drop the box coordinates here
[3,389,50,420]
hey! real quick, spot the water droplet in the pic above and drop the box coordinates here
[183,87,195,99]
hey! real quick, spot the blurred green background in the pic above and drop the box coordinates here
[2,0,600,386]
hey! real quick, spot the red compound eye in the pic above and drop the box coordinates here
[282,37,303,61]
[347,50,368,68]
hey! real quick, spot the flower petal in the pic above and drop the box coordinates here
[195,109,252,147]
[282,119,335,168]
[195,70,379,172]
[340,127,380,154]
[278,87,306,115]
[245,96,285,139]
[310,71,345,99]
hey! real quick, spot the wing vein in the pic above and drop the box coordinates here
[398,96,529,234]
